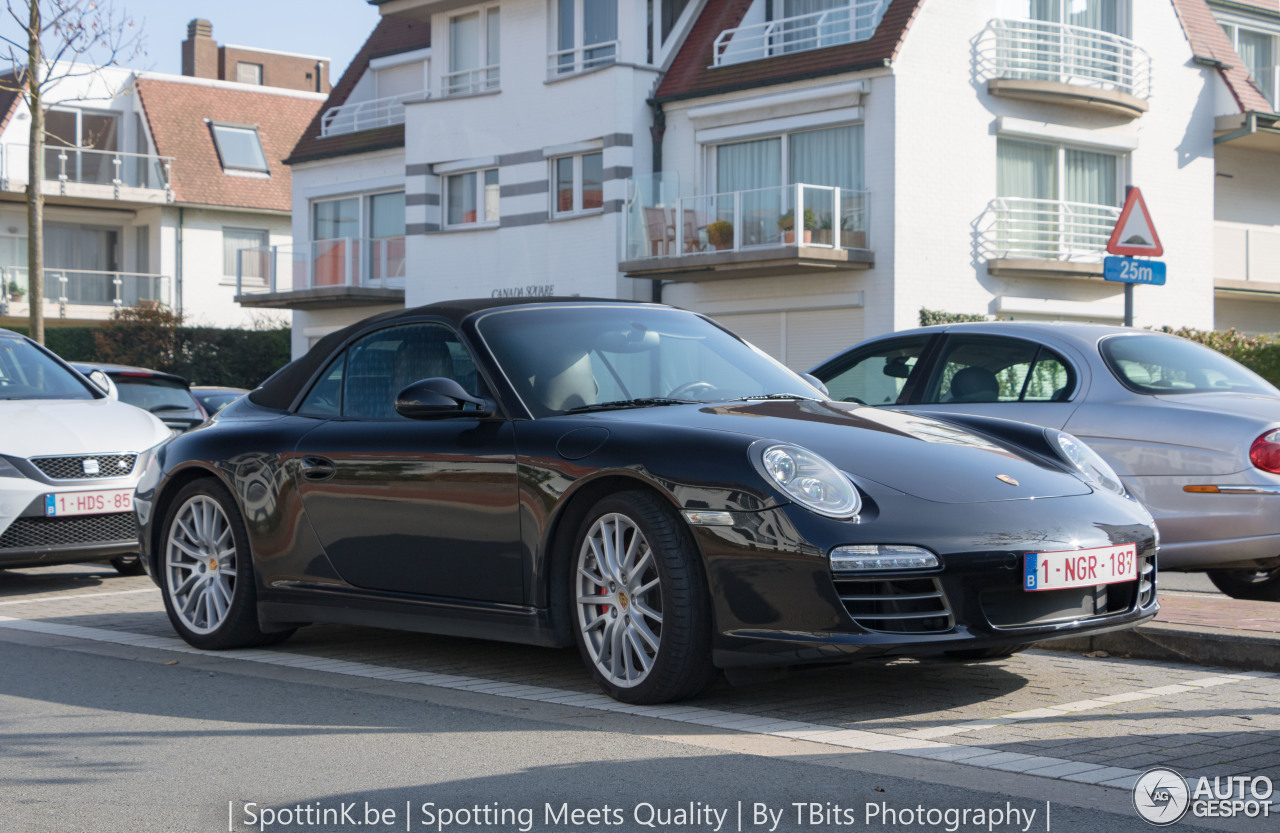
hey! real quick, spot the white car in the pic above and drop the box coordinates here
[0,329,170,574]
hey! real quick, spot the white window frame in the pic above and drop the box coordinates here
[209,122,269,175]
[551,0,618,76]
[707,122,863,194]
[444,3,501,97]
[236,62,264,85]
[549,151,604,217]
[222,226,269,286]
[443,168,500,228]
[995,136,1126,207]
[311,190,406,239]
[1025,0,1132,38]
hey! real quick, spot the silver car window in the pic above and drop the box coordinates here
[1100,334,1277,396]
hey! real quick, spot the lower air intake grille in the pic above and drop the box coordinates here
[1138,555,1156,607]
[834,576,953,634]
[0,513,136,550]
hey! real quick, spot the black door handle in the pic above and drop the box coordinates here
[299,455,336,481]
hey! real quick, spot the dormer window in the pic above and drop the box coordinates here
[210,123,269,174]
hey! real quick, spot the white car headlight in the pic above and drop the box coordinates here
[0,457,26,479]
[752,442,861,519]
[1054,431,1125,497]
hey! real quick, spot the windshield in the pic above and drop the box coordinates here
[0,337,94,400]
[115,377,201,413]
[476,305,821,417]
[1101,334,1278,396]
[197,392,242,414]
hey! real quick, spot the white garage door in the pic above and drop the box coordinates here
[713,307,864,371]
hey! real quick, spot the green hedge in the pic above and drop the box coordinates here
[1158,326,1280,389]
[13,310,290,390]
[919,308,988,326]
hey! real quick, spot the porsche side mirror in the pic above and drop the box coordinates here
[395,378,493,419]
[801,373,829,398]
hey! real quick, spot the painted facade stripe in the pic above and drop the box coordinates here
[500,180,550,197]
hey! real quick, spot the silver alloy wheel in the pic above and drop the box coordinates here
[165,495,238,635]
[575,512,663,688]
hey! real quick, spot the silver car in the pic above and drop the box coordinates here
[810,322,1280,601]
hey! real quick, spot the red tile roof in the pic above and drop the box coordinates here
[654,0,923,102]
[1215,0,1279,14]
[0,73,22,137]
[1171,0,1275,115]
[286,7,432,165]
[136,78,323,212]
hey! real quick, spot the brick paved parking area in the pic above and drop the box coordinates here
[2,564,1277,793]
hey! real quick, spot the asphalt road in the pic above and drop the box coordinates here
[0,564,1274,833]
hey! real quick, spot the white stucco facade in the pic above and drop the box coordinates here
[272,0,1280,363]
[0,64,313,331]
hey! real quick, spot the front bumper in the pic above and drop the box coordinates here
[694,492,1159,668]
[0,473,141,568]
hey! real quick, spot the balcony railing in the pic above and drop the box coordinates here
[983,197,1120,262]
[990,19,1152,99]
[0,143,173,193]
[625,183,869,261]
[235,237,406,295]
[319,90,428,138]
[712,0,889,67]
[548,41,619,76]
[442,65,500,97]
[0,266,171,313]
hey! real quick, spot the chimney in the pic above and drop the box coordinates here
[182,19,217,79]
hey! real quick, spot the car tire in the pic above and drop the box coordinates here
[109,555,145,576]
[159,479,293,650]
[942,643,1032,661]
[571,491,717,704]
[1207,567,1280,602]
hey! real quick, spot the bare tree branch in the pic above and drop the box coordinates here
[0,0,145,344]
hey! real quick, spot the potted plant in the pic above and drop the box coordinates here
[7,280,24,302]
[814,214,833,246]
[778,209,816,244]
[706,220,734,250]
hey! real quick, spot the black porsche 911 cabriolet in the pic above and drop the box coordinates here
[135,298,1158,704]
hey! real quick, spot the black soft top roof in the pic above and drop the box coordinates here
[248,296,635,411]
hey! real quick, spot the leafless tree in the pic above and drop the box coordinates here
[0,0,142,344]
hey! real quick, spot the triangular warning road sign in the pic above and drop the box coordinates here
[1107,187,1163,257]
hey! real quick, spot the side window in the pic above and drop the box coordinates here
[923,337,1073,404]
[818,336,931,405]
[298,323,482,420]
[298,354,345,417]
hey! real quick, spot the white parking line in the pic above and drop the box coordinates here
[0,588,156,607]
[900,671,1266,740]
[0,615,1175,790]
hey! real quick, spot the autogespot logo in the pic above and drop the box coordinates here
[1134,767,1191,826]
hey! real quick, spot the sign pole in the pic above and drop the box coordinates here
[1104,187,1164,328]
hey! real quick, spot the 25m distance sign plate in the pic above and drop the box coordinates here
[1104,256,1166,286]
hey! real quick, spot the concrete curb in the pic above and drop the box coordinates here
[1039,621,1280,672]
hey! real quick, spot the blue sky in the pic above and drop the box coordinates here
[2,0,382,81]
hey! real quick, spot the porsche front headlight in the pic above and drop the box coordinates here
[752,442,861,519]
[1054,431,1125,497]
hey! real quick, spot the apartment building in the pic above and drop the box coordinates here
[0,20,328,330]
[253,0,1280,365]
